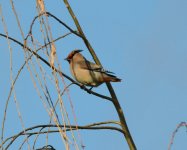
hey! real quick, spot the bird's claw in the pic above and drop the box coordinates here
[80,84,85,89]
[79,84,93,94]
[89,86,93,91]
[86,86,93,94]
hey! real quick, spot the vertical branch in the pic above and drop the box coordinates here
[63,0,137,150]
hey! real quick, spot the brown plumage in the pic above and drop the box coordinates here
[65,50,121,87]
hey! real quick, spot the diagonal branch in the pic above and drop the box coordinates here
[25,11,82,41]
[0,33,113,102]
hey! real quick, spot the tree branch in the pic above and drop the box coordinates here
[0,33,113,102]
[62,1,137,150]
[1,121,123,149]
[168,122,187,150]
[25,11,82,41]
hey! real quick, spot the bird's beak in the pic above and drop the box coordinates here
[64,57,70,61]
[64,58,70,63]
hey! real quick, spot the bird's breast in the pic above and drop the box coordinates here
[71,65,103,87]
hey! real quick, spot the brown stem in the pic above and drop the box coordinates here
[63,1,136,149]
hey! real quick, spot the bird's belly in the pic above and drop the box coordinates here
[73,69,103,87]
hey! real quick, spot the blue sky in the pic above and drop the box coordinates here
[0,0,187,150]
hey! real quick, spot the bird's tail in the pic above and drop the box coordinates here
[110,76,121,82]
[104,73,122,82]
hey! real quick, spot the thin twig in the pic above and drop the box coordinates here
[25,12,81,41]
[0,6,30,150]
[33,127,45,150]
[168,122,187,150]
[18,135,31,150]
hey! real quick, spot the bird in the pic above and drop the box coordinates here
[65,50,121,88]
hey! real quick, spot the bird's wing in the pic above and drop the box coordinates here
[78,59,115,74]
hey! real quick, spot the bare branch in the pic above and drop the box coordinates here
[0,33,113,102]
[62,1,137,149]
[0,32,74,150]
[25,12,82,41]
[168,122,187,150]
[1,121,123,149]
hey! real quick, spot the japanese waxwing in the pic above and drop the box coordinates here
[65,50,121,87]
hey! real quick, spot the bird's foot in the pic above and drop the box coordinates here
[89,86,93,91]
[87,86,93,94]
[80,84,86,89]
[79,84,93,94]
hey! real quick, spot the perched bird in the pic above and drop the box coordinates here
[65,50,121,88]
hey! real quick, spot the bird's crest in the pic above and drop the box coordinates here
[65,49,83,61]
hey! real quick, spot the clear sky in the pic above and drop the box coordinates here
[0,0,187,150]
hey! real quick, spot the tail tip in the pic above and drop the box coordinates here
[115,78,122,82]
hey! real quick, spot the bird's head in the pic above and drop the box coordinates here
[65,49,83,63]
